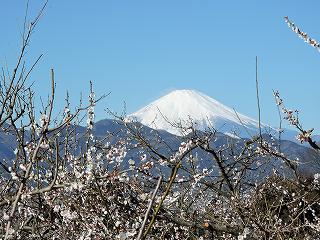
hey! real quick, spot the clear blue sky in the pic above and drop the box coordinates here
[1,1,320,131]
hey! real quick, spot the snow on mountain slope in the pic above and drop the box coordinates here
[129,89,272,137]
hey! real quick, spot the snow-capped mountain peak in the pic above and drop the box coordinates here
[129,89,266,137]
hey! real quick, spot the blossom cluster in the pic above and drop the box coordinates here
[273,90,314,144]
[285,16,320,51]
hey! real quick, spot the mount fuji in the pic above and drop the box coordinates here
[129,89,274,138]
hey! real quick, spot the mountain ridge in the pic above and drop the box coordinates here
[129,89,272,137]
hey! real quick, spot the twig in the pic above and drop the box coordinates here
[285,16,320,52]
[273,90,282,152]
[143,161,181,239]
[137,175,163,240]
[255,56,262,145]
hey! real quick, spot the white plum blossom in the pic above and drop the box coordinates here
[285,16,320,51]
[60,209,78,221]
[3,212,10,221]
[19,164,27,172]
[86,106,94,130]
[40,113,48,126]
[238,227,250,240]
[314,173,320,186]
[11,172,18,180]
